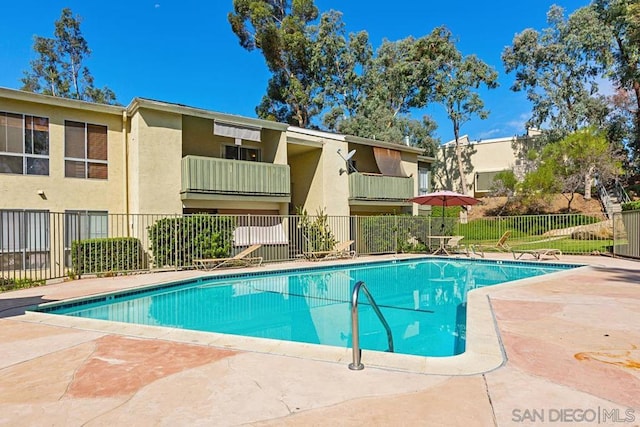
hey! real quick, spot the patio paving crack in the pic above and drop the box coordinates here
[482,374,499,427]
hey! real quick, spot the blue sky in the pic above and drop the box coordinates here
[0,0,590,143]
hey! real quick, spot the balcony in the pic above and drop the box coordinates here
[181,156,290,201]
[348,172,414,203]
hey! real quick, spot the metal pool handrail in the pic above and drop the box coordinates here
[349,280,394,370]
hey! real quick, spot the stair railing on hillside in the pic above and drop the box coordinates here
[613,179,631,205]
[598,182,615,218]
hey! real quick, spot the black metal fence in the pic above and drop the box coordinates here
[1,210,637,284]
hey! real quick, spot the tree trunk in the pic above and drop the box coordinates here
[453,124,468,194]
[584,166,595,200]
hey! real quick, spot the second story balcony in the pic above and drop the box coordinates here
[348,172,414,203]
[181,155,290,201]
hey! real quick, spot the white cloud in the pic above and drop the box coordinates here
[154,3,161,8]
[477,129,502,139]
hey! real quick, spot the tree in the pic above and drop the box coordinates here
[230,3,445,153]
[21,8,116,104]
[332,28,459,155]
[522,127,623,211]
[434,53,499,193]
[591,0,640,166]
[229,0,337,127]
[502,6,610,139]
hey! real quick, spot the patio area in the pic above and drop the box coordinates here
[0,254,638,426]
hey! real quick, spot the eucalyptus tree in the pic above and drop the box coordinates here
[21,8,116,104]
[591,0,640,164]
[333,28,457,155]
[229,0,345,127]
[502,5,610,140]
[433,52,499,193]
[317,15,372,132]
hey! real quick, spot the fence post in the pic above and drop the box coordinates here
[612,212,616,258]
[75,212,82,280]
[174,215,179,271]
[394,216,398,253]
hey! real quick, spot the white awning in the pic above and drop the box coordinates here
[214,121,261,144]
[233,224,287,246]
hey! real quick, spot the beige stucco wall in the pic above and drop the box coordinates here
[289,148,322,213]
[0,96,126,213]
[321,139,351,216]
[128,107,183,214]
[288,138,352,217]
[470,139,517,173]
[437,137,518,196]
[181,116,281,163]
[401,151,419,215]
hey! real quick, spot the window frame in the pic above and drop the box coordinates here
[64,210,109,267]
[0,210,50,269]
[475,170,509,193]
[64,120,108,179]
[222,144,261,162]
[0,111,50,176]
[418,166,431,195]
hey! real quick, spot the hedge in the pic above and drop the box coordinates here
[71,237,143,274]
[147,215,236,268]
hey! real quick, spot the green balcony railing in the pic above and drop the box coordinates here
[349,172,414,201]
[181,155,290,196]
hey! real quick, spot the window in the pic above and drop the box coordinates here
[0,112,49,175]
[0,210,50,269]
[418,167,430,195]
[65,121,108,179]
[64,210,108,266]
[475,170,508,192]
[224,145,260,162]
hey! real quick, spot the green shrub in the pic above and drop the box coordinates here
[147,215,235,268]
[622,200,640,211]
[359,215,430,254]
[297,208,336,252]
[0,277,46,292]
[72,237,143,274]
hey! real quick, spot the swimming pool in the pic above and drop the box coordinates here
[37,258,575,358]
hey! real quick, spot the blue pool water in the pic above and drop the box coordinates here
[37,258,576,357]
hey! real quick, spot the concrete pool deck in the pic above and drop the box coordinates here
[0,254,638,426]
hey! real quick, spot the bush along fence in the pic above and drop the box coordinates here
[0,210,638,283]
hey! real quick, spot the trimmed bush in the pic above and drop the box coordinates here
[71,237,143,274]
[147,215,235,268]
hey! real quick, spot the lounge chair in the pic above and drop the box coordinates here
[471,231,511,258]
[445,236,469,256]
[512,248,562,261]
[303,240,356,261]
[193,244,263,270]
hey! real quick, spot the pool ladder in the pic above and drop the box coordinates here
[349,281,394,370]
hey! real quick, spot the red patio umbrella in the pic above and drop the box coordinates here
[409,190,480,233]
[409,190,480,208]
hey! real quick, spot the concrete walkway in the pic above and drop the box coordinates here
[0,254,639,426]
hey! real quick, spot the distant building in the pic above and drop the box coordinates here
[435,129,542,197]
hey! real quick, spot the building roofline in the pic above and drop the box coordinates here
[0,86,125,115]
[287,126,346,141]
[418,155,436,163]
[344,134,425,154]
[126,97,289,131]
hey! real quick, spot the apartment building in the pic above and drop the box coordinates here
[436,130,541,197]
[1,87,434,216]
[0,87,433,275]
